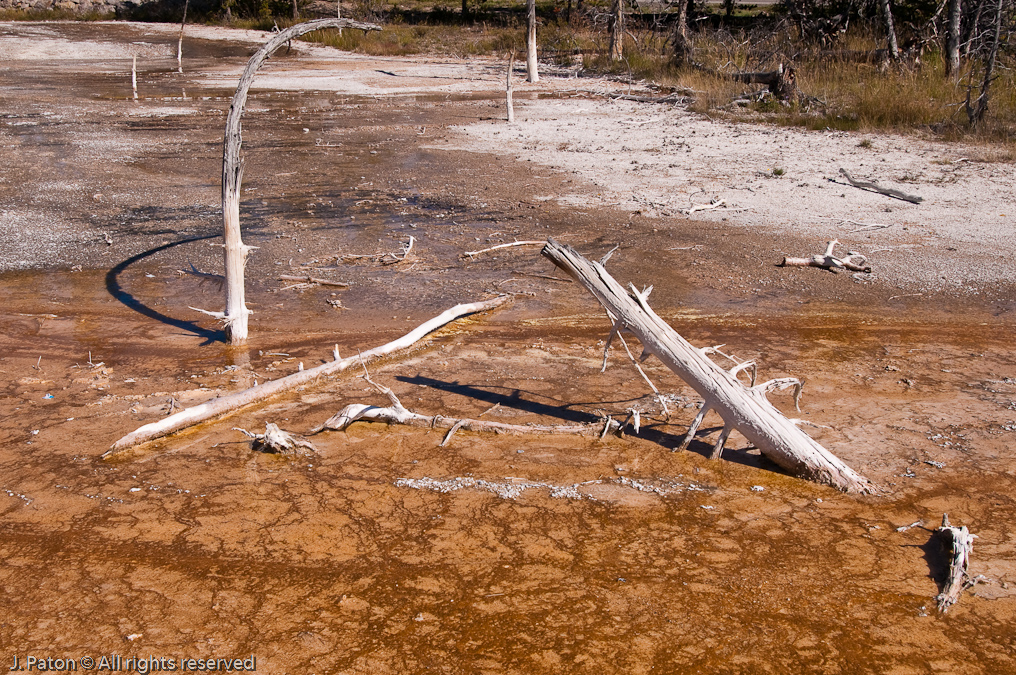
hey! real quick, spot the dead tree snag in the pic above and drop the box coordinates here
[542,239,874,493]
[215,19,380,345]
[526,0,539,82]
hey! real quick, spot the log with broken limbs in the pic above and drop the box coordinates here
[541,239,874,493]
[104,296,511,457]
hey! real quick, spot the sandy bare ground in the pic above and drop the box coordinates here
[0,21,1015,674]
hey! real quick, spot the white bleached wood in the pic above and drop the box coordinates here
[542,239,873,493]
[104,296,510,456]
[838,168,923,203]
[315,375,621,441]
[220,19,380,345]
[935,514,979,612]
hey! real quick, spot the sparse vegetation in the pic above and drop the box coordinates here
[5,0,1012,146]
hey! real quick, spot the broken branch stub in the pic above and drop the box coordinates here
[542,239,874,493]
[935,513,978,612]
[104,296,510,457]
[220,18,381,345]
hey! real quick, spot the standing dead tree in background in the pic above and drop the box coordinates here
[965,0,1005,126]
[199,19,380,346]
[526,0,540,82]
[609,0,625,61]
[506,51,515,123]
[878,0,901,59]
[946,0,962,76]
[542,240,874,493]
[177,0,189,73]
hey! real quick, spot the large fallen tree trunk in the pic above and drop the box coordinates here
[104,296,510,457]
[542,239,874,493]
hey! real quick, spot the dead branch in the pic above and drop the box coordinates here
[682,198,726,215]
[836,168,924,204]
[235,422,317,454]
[542,239,873,493]
[103,296,511,457]
[780,239,872,273]
[935,513,980,612]
[462,240,546,259]
[313,375,621,443]
[340,236,415,265]
[278,275,349,287]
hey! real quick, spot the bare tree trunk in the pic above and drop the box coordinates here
[217,19,380,345]
[963,0,986,56]
[506,51,515,122]
[541,240,874,493]
[965,0,1003,125]
[673,0,690,65]
[526,0,539,82]
[609,0,624,61]
[946,0,962,76]
[177,0,189,74]
[292,0,299,20]
[462,0,468,20]
[878,0,900,59]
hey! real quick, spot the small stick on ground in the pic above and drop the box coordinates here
[682,199,723,214]
[340,236,415,265]
[278,275,349,287]
[780,240,871,273]
[835,168,924,204]
[462,240,545,259]
[935,513,981,613]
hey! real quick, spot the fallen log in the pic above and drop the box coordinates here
[313,375,622,444]
[935,513,979,612]
[104,296,511,457]
[779,239,871,273]
[836,168,923,204]
[542,239,874,493]
[729,64,800,102]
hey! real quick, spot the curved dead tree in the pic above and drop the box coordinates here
[543,239,874,494]
[209,19,381,345]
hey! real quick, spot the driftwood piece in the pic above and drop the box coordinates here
[278,275,349,287]
[216,19,381,345]
[462,240,545,258]
[235,422,318,454]
[104,296,510,457]
[313,376,622,444]
[340,236,415,265]
[542,239,873,493]
[780,239,871,273]
[935,513,979,612]
[837,168,923,204]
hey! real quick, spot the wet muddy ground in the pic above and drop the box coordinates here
[1,21,1015,674]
